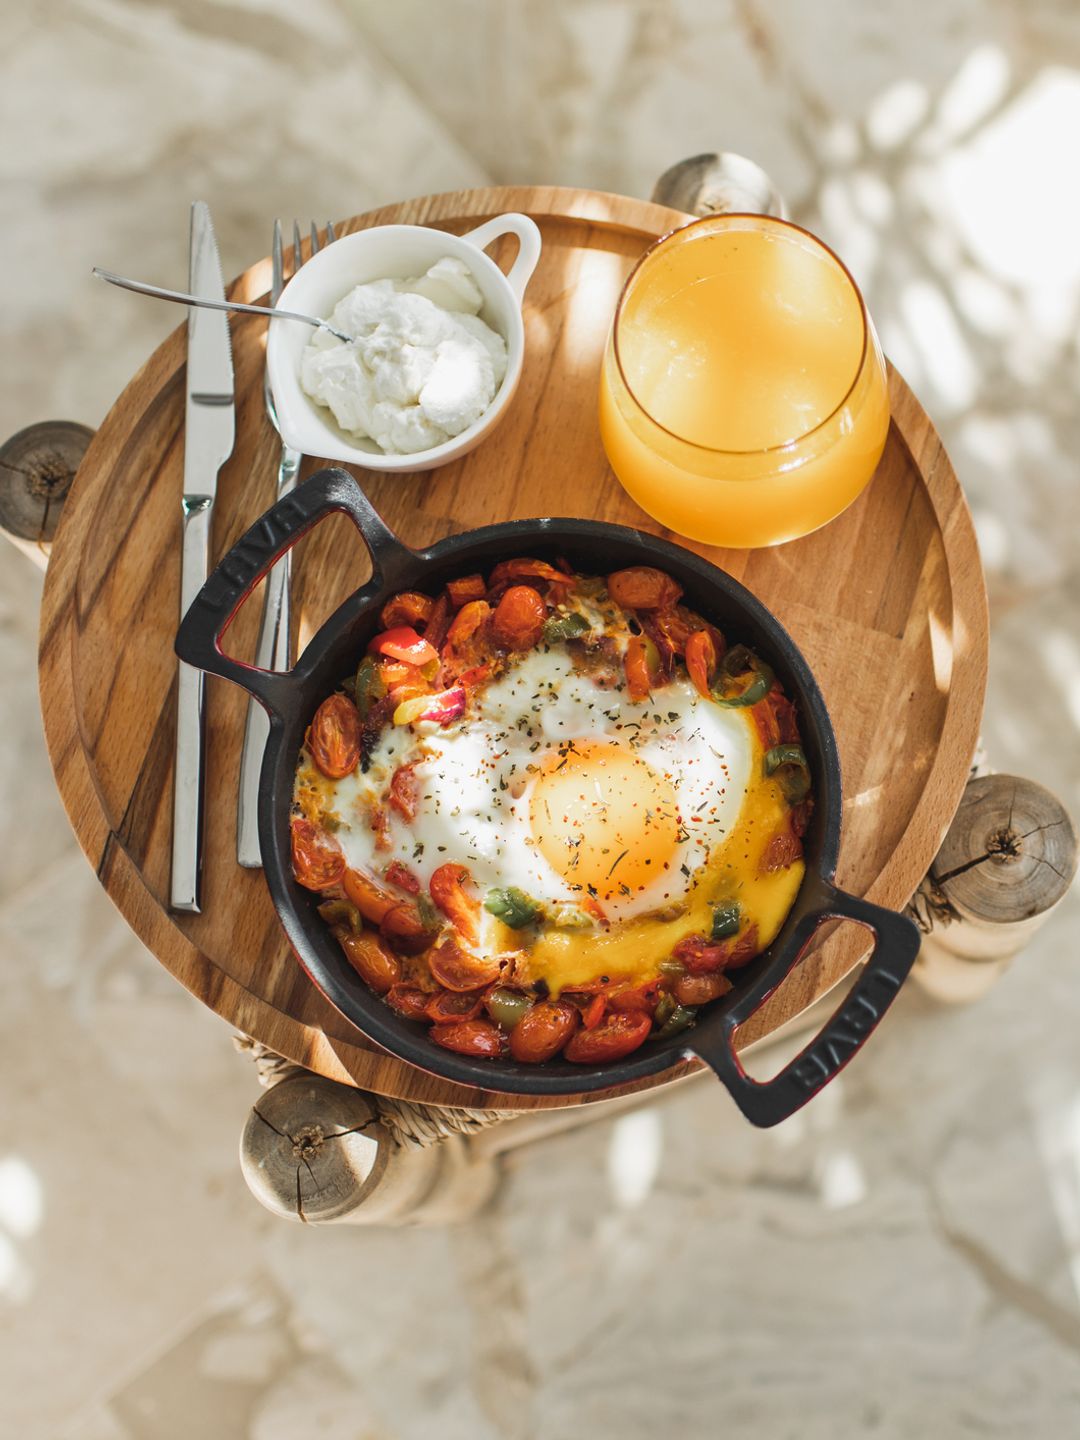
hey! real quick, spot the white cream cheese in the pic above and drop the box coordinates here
[300,258,508,455]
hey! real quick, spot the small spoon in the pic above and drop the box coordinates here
[91,267,352,342]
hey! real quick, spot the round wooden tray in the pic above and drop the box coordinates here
[40,186,987,1111]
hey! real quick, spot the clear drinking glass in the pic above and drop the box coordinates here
[599,214,890,549]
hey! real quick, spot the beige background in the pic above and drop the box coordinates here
[2,1,1080,1436]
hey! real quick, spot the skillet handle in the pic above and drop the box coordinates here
[174,467,414,719]
[690,880,920,1128]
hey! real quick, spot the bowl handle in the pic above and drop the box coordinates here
[688,879,921,1127]
[174,467,415,719]
[459,212,543,303]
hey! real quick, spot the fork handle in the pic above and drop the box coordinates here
[236,450,301,867]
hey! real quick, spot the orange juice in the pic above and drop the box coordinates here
[600,215,890,548]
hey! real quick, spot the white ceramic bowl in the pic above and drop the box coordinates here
[266,213,542,473]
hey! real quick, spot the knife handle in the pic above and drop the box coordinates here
[171,497,213,912]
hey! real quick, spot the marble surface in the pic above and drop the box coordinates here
[2,1,1080,1436]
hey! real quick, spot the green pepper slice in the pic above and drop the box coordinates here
[710,901,741,941]
[657,1004,697,1037]
[484,886,543,929]
[764,743,811,803]
[353,655,387,718]
[542,612,591,643]
[317,899,363,934]
[486,988,534,1030]
[711,645,774,708]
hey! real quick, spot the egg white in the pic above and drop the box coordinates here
[325,647,751,924]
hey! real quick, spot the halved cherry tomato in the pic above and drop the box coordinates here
[343,866,396,922]
[430,1018,505,1058]
[306,693,362,779]
[426,935,503,992]
[607,979,663,1016]
[380,902,432,943]
[447,574,487,608]
[752,691,800,750]
[581,994,606,1030]
[563,1010,653,1063]
[380,591,434,630]
[370,626,439,668]
[674,924,760,975]
[760,827,803,873]
[425,594,451,650]
[429,863,480,943]
[487,558,564,592]
[790,799,812,838]
[685,630,718,699]
[607,566,683,611]
[385,859,420,895]
[491,586,547,650]
[291,819,345,891]
[446,600,491,648]
[509,1000,579,1063]
[673,971,733,1007]
[337,930,400,995]
[388,762,420,822]
[623,635,652,701]
[425,989,485,1024]
[386,985,431,1021]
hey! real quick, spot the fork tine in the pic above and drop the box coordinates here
[326,219,336,244]
[292,220,303,276]
[271,219,283,305]
[311,220,320,255]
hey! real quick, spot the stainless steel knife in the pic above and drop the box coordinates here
[170,202,235,913]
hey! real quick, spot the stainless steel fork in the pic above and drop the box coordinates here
[236,220,336,868]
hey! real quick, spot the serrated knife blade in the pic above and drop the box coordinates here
[171,201,235,913]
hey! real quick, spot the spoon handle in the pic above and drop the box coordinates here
[91,268,345,339]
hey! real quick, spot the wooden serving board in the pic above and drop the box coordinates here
[39,186,987,1111]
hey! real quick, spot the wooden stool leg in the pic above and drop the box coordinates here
[0,420,92,568]
[908,773,1077,1002]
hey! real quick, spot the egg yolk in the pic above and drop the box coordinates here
[528,741,681,899]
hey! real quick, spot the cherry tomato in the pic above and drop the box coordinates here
[607,979,663,1016]
[385,985,431,1021]
[509,1000,579,1063]
[674,924,760,975]
[751,691,800,750]
[425,594,451,650]
[306,693,361,779]
[487,558,564,592]
[426,989,485,1023]
[388,762,420,822]
[491,586,547,650]
[385,859,420,895]
[581,994,606,1029]
[563,1010,653,1063]
[337,930,400,995]
[760,828,804,873]
[291,819,345,891]
[672,971,733,1007]
[447,574,487,608]
[426,935,503,992]
[430,1019,505,1058]
[370,626,439,668]
[446,600,491,648]
[685,630,718,699]
[380,591,434,630]
[607,567,683,611]
[380,902,432,943]
[429,863,480,943]
[623,635,652,701]
[342,867,396,923]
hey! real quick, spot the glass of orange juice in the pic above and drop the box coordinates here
[599,214,890,548]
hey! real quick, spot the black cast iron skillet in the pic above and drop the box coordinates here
[176,468,920,1126]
